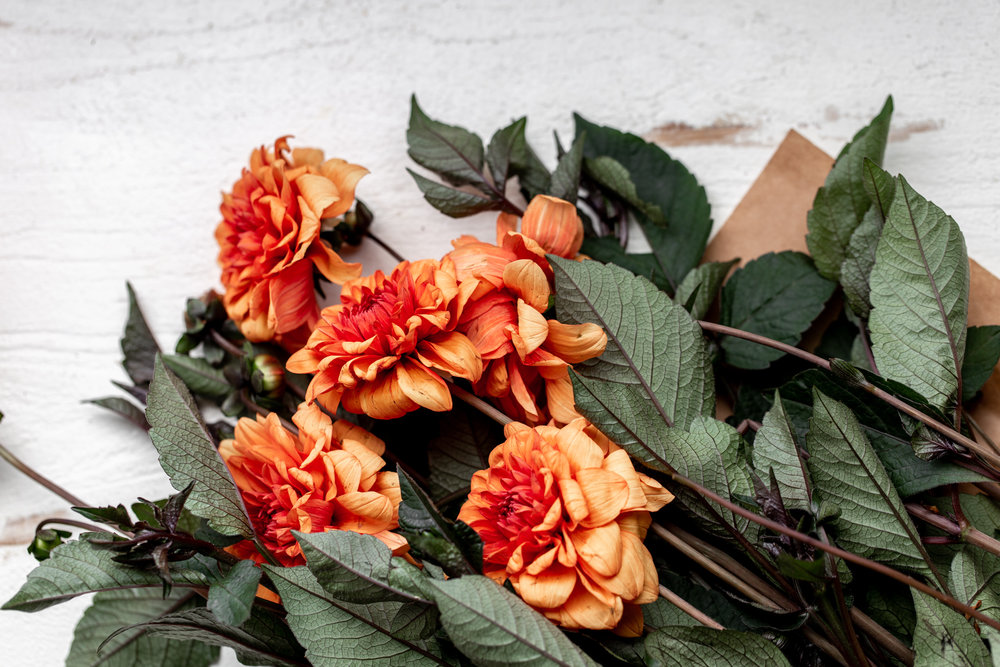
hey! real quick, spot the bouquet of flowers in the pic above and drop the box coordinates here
[4,95,1000,666]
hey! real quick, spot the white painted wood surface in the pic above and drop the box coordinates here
[1,1,998,663]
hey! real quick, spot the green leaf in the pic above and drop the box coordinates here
[160,354,231,400]
[407,169,497,218]
[86,396,149,430]
[806,390,929,573]
[146,355,253,538]
[549,134,584,204]
[840,206,884,319]
[297,530,428,604]
[643,626,791,667]
[719,252,836,370]
[575,115,712,288]
[66,590,217,667]
[862,157,897,220]
[427,403,498,502]
[806,96,893,280]
[427,575,598,667]
[265,565,442,666]
[107,606,305,667]
[778,370,987,496]
[510,142,551,201]
[962,326,1000,402]
[72,504,134,531]
[397,469,479,576]
[752,391,811,512]
[951,546,1000,624]
[961,494,1000,538]
[486,117,527,189]
[406,96,486,187]
[3,533,210,612]
[206,559,261,627]
[577,237,670,291]
[912,590,991,666]
[673,260,738,320]
[551,257,714,431]
[121,282,162,386]
[869,175,970,412]
[665,418,757,540]
[583,155,664,223]
[861,581,916,644]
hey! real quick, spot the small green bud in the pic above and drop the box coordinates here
[251,354,285,396]
[28,528,70,561]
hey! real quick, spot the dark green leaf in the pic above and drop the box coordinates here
[862,157,897,220]
[486,117,527,189]
[3,533,210,612]
[72,505,134,531]
[549,134,584,203]
[146,356,254,538]
[962,326,1000,402]
[961,494,1000,538]
[427,403,499,502]
[297,530,428,604]
[427,575,598,667]
[510,142,551,201]
[840,206,884,319]
[950,546,1000,624]
[397,469,478,576]
[752,391,811,511]
[778,370,988,496]
[578,237,670,291]
[575,115,712,288]
[644,626,791,667]
[719,252,836,370]
[869,176,970,411]
[407,169,497,218]
[673,260,738,320]
[861,581,916,644]
[552,257,715,431]
[776,553,827,583]
[86,397,149,430]
[806,96,893,280]
[911,590,990,666]
[806,390,929,573]
[121,282,161,386]
[265,565,442,666]
[161,354,231,400]
[107,606,305,667]
[206,559,261,627]
[583,155,664,222]
[407,96,486,187]
[66,589,217,667]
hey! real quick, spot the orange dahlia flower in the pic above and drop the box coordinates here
[220,402,405,566]
[286,259,483,419]
[458,419,672,635]
[216,137,366,347]
[444,204,605,424]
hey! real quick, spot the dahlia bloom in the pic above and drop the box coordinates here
[286,259,483,419]
[216,137,366,347]
[458,419,672,635]
[220,402,405,566]
[444,195,604,424]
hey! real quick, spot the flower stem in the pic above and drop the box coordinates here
[906,503,1000,558]
[239,391,298,433]
[0,440,88,507]
[209,329,246,358]
[697,320,1000,471]
[446,380,513,426]
[35,518,109,534]
[657,584,724,630]
[365,231,407,264]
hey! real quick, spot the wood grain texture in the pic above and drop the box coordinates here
[1,1,999,664]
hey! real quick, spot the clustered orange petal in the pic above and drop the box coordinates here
[444,195,605,424]
[216,136,366,348]
[220,402,406,566]
[286,259,483,419]
[458,419,672,635]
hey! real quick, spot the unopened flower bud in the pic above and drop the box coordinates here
[250,354,285,396]
[28,528,69,562]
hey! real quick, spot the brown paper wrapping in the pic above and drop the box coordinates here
[704,129,1000,442]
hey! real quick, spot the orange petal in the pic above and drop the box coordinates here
[637,473,674,512]
[547,581,620,631]
[495,211,519,247]
[369,529,409,556]
[295,173,341,219]
[545,371,582,425]
[395,360,452,412]
[335,491,394,532]
[341,374,416,419]
[503,259,550,312]
[581,528,645,602]
[545,321,607,364]
[318,159,369,219]
[310,242,363,285]
[512,300,550,357]
[554,419,604,472]
[291,147,324,168]
[268,262,317,335]
[415,332,483,381]
[571,522,622,577]
[514,565,577,609]
[575,467,630,527]
[331,419,386,456]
